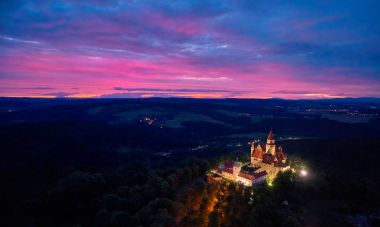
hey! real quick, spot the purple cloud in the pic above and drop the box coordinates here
[0,0,379,99]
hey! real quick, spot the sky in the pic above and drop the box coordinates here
[0,0,380,99]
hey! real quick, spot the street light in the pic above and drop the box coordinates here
[300,169,308,177]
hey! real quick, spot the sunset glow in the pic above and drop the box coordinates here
[1,1,379,98]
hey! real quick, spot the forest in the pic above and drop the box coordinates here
[1,98,380,226]
[2,137,380,226]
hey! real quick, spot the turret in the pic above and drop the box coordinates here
[250,141,256,157]
[266,129,276,155]
[233,161,241,176]
[267,129,275,144]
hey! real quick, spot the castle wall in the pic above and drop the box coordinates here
[216,131,289,186]
[266,143,275,155]
[237,176,253,186]
[251,157,261,166]
[258,163,282,181]
[253,175,266,184]
[222,171,236,181]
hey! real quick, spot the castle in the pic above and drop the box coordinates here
[250,129,290,180]
[210,130,290,186]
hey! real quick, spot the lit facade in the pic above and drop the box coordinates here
[210,130,289,186]
[251,129,290,181]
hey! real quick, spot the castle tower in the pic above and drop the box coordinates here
[250,141,256,157]
[233,161,241,177]
[266,129,276,155]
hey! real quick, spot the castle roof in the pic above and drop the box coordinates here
[224,168,233,174]
[267,129,274,140]
[275,147,287,160]
[257,142,265,151]
[238,170,268,180]
[274,162,288,167]
[252,143,266,158]
[262,153,275,164]
[238,171,254,180]
[253,171,267,179]
[213,167,222,174]
[234,161,241,167]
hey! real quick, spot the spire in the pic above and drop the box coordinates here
[267,129,274,140]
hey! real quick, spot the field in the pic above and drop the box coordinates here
[0,98,380,226]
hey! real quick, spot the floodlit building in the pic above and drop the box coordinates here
[251,129,290,180]
[210,130,289,186]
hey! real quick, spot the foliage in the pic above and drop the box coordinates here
[1,99,380,226]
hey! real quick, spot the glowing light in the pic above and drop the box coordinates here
[141,94,154,98]
[68,94,99,98]
[268,181,273,187]
[300,169,308,177]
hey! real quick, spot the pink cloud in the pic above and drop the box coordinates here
[1,43,379,99]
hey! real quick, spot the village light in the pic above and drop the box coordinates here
[300,169,308,177]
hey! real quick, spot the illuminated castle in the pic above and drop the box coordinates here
[210,130,289,186]
[251,129,290,180]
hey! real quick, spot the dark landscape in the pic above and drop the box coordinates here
[1,98,380,226]
[1,1,380,226]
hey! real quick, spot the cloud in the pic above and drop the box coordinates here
[100,92,227,99]
[303,93,345,98]
[23,87,54,90]
[100,93,159,98]
[179,76,230,81]
[271,90,313,95]
[1,36,41,45]
[0,0,379,98]
[113,87,230,93]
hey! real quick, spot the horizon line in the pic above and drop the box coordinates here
[1,96,380,101]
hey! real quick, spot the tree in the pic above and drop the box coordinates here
[208,210,220,227]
